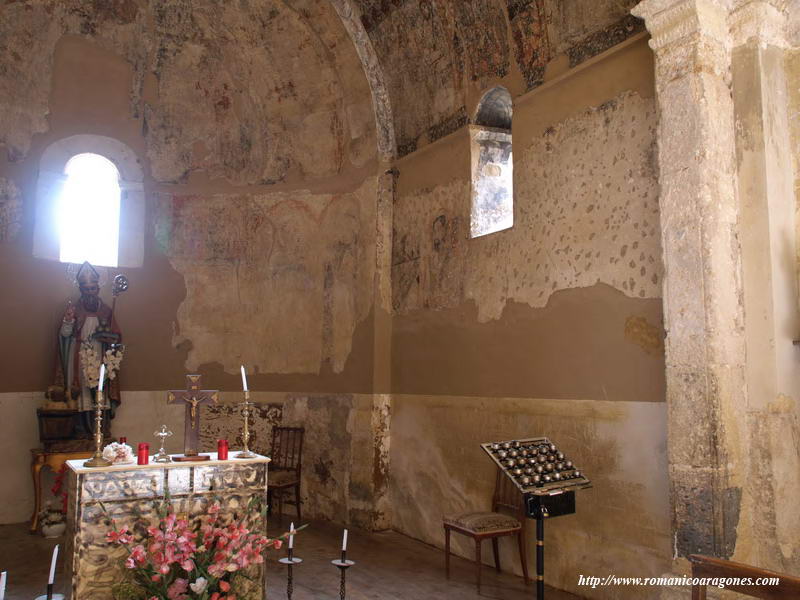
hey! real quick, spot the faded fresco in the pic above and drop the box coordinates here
[353,0,643,155]
[155,177,377,375]
[394,91,661,321]
[0,0,376,179]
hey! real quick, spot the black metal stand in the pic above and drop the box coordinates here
[332,551,355,600]
[536,515,545,599]
[279,549,302,600]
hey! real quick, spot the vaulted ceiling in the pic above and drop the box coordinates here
[0,0,641,180]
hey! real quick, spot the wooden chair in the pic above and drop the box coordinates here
[267,426,304,522]
[443,467,530,591]
[689,554,800,599]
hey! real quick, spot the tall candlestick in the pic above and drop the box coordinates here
[342,529,348,552]
[0,570,6,600]
[48,544,59,584]
[240,365,248,391]
[289,522,294,549]
[98,363,105,391]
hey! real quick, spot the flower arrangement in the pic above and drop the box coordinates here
[80,342,125,390]
[39,499,66,538]
[103,442,135,465]
[39,502,66,528]
[80,342,101,389]
[104,496,294,600]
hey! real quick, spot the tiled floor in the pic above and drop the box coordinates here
[0,517,583,599]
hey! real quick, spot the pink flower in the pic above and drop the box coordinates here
[219,580,231,592]
[125,544,146,568]
[106,526,133,544]
[181,559,195,573]
[167,577,188,600]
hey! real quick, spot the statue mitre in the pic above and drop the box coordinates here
[75,261,100,286]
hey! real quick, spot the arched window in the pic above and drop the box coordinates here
[34,135,145,268]
[58,153,121,267]
[470,87,513,238]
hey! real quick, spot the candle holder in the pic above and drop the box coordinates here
[235,390,257,459]
[331,552,355,600]
[153,425,173,463]
[278,548,302,600]
[34,592,64,600]
[83,389,111,468]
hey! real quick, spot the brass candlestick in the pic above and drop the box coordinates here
[235,390,257,459]
[83,389,111,468]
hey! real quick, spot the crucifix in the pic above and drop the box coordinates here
[167,374,219,461]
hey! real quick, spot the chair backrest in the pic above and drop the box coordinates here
[491,467,525,520]
[689,554,800,599]
[269,426,304,473]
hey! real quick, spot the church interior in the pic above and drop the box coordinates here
[1,1,800,599]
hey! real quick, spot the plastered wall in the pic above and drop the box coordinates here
[387,37,672,599]
[0,6,671,597]
[0,1,384,526]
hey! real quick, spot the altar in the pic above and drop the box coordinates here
[64,453,270,599]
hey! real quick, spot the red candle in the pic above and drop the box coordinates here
[217,439,228,460]
[137,443,149,465]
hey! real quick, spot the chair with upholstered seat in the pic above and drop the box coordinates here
[443,467,530,591]
[267,426,304,522]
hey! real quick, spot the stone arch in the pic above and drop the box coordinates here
[474,86,513,131]
[328,0,397,161]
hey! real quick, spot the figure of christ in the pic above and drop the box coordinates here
[53,262,122,434]
[167,375,219,460]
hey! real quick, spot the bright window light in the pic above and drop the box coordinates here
[58,153,121,267]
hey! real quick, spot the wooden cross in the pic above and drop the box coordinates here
[167,374,219,460]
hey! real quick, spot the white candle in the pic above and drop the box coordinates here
[342,529,348,552]
[48,544,59,584]
[98,363,106,392]
[240,365,248,392]
[289,521,294,549]
[0,570,6,600]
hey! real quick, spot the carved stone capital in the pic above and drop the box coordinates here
[729,0,790,47]
[632,0,733,51]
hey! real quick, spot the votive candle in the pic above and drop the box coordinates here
[137,443,149,465]
[217,439,228,460]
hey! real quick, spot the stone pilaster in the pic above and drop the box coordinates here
[728,0,800,571]
[634,0,800,578]
[632,0,745,562]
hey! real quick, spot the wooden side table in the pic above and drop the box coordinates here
[30,448,92,532]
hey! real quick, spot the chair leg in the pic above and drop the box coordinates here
[517,529,530,585]
[492,537,501,572]
[295,483,302,522]
[475,538,482,592]
[444,527,451,579]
